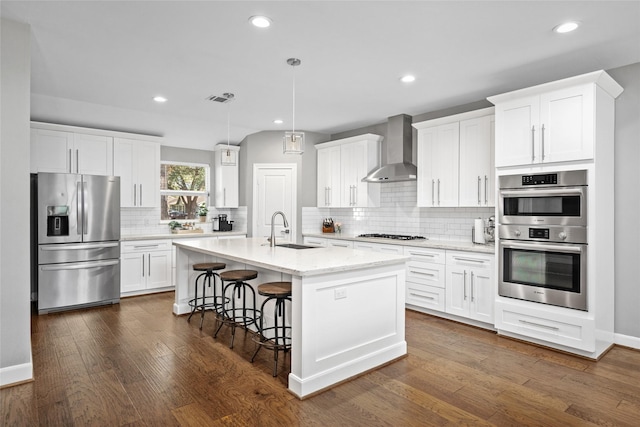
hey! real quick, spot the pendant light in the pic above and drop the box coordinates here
[221,93,236,165]
[283,58,304,154]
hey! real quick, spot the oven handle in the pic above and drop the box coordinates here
[500,240,584,254]
[499,188,584,197]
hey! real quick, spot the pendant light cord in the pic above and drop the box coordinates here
[292,63,296,135]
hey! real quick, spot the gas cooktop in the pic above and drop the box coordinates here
[357,233,427,241]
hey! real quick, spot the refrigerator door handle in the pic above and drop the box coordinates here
[40,242,119,251]
[40,259,120,271]
[82,181,88,235]
[77,181,83,235]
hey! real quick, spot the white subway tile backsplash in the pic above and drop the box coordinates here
[302,181,494,242]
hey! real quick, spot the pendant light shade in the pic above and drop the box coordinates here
[283,58,304,154]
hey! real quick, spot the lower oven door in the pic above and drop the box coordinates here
[499,240,587,311]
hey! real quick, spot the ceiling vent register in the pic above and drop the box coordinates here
[206,93,235,103]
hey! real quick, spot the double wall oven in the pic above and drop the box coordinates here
[498,170,588,311]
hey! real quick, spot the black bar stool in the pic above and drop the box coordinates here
[251,281,292,377]
[187,262,226,329]
[214,269,260,349]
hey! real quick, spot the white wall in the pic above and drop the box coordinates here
[608,63,640,339]
[0,18,32,386]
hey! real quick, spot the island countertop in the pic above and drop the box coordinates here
[173,237,410,277]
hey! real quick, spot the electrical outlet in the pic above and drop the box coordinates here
[334,288,347,300]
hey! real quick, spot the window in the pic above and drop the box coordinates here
[160,162,209,221]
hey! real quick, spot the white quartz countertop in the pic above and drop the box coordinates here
[303,233,495,254]
[121,231,246,241]
[173,237,409,277]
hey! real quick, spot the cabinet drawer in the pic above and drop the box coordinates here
[406,282,445,312]
[446,251,493,270]
[403,247,446,264]
[496,304,594,352]
[122,239,172,253]
[406,262,445,288]
[354,241,403,254]
[328,240,353,249]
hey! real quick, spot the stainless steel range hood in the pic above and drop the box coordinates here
[363,114,417,183]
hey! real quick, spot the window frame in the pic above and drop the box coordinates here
[160,160,210,223]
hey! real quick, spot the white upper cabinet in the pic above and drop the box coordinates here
[113,138,160,208]
[416,123,459,207]
[316,145,341,207]
[488,70,623,168]
[414,108,495,208]
[213,145,240,208]
[31,128,113,175]
[458,115,495,207]
[315,134,382,208]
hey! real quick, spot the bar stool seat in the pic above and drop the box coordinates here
[188,262,226,329]
[251,281,292,377]
[214,269,260,348]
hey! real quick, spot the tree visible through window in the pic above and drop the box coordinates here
[160,162,209,220]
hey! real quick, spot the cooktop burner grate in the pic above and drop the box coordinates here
[358,233,427,241]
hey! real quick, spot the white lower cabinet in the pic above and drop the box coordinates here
[303,237,328,247]
[445,251,494,323]
[328,239,353,249]
[121,240,172,295]
[404,247,446,312]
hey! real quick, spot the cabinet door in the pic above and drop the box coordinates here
[317,146,341,207]
[459,116,493,207]
[445,266,470,317]
[341,142,364,207]
[416,128,436,207]
[73,134,113,176]
[470,268,494,323]
[430,123,459,207]
[540,85,594,163]
[136,142,159,208]
[216,164,239,208]
[113,139,135,207]
[121,252,145,293]
[494,96,540,167]
[30,129,73,173]
[147,251,172,289]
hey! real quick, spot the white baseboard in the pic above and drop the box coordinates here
[615,332,640,350]
[0,356,33,388]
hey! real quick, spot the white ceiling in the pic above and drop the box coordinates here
[2,1,639,150]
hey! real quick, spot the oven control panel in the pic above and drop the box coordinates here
[522,173,558,186]
[499,225,587,244]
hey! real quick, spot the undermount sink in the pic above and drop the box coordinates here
[275,243,318,250]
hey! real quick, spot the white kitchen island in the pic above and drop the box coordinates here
[172,237,409,399]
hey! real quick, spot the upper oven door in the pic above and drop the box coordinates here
[499,186,587,226]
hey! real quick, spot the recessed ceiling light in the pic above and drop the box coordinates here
[273,119,284,124]
[153,96,167,103]
[554,21,580,33]
[250,15,272,28]
[400,75,416,83]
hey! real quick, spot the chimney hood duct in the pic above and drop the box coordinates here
[363,114,417,183]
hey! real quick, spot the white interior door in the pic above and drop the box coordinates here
[253,164,297,243]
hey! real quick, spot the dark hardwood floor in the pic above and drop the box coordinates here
[2,291,640,426]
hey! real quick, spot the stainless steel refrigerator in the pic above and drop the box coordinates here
[34,173,120,313]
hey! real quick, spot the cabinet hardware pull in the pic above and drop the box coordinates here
[141,254,145,277]
[410,270,435,277]
[470,271,475,302]
[477,176,481,205]
[76,149,79,172]
[484,175,488,205]
[133,244,159,249]
[437,179,441,205]
[531,125,536,163]
[463,270,467,300]
[410,252,436,258]
[431,179,435,205]
[409,293,435,300]
[148,253,151,276]
[518,319,560,331]
[133,184,137,206]
[139,184,143,206]
[223,188,226,206]
[541,124,546,161]
[453,257,486,263]
[69,149,72,173]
